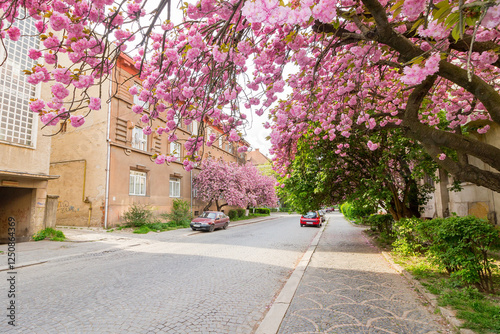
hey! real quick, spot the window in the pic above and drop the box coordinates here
[129,171,147,196]
[133,84,149,109]
[191,120,198,135]
[169,177,180,197]
[0,18,38,146]
[131,127,147,151]
[170,141,181,158]
[219,135,223,148]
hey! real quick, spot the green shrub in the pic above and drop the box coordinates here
[417,215,500,293]
[228,209,238,219]
[237,208,245,217]
[364,214,394,234]
[123,204,153,227]
[392,217,426,255]
[161,199,191,227]
[254,208,270,214]
[32,228,66,241]
[340,201,375,221]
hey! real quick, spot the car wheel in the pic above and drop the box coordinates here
[191,227,196,231]
[300,224,304,227]
[223,222,228,230]
[209,225,215,232]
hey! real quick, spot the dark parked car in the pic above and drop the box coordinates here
[300,211,322,228]
[190,211,230,232]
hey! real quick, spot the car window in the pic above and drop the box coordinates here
[303,212,317,218]
[200,212,217,219]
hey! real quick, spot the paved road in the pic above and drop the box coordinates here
[1,215,317,334]
[278,212,448,333]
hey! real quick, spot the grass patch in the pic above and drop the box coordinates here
[32,228,66,241]
[393,252,500,333]
[132,221,190,234]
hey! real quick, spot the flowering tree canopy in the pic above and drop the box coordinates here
[193,158,277,211]
[2,0,500,191]
[278,128,438,220]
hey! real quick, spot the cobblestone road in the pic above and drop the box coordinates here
[1,215,317,334]
[278,213,449,334]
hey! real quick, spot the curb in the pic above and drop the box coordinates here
[255,221,326,334]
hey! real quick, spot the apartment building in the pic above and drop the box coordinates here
[48,52,249,228]
[0,19,59,243]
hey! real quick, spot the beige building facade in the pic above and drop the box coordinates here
[48,53,249,228]
[0,20,59,243]
[422,122,500,225]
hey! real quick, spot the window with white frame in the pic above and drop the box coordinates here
[133,83,149,109]
[169,177,180,197]
[132,127,147,151]
[219,135,223,148]
[0,19,38,146]
[170,141,181,158]
[191,120,198,135]
[129,171,147,196]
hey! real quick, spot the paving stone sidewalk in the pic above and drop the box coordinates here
[277,213,451,334]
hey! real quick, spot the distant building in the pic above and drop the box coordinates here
[0,20,59,243]
[246,148,273,175]
[47,52,250,228]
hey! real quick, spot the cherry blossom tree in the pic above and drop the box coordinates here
[2,0,500,192]
[193,158,277,211]
[279,129,437,220]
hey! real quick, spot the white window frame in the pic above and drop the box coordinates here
[170,141,181,158]
[219,135,223,148]
[133,83,149,110]
[129,171,147,196]
[169,177,181,198]
[191,120,198,135]
[132,127,147,151]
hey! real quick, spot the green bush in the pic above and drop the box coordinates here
[32,228,66,241]
[364,214,394,234]
[161,199,192,226]
[340,201,375,221]
[254,208,270,214]
[417,216,500,293]
[392,217,426,255]
[228,209,238,219]
[123,204,153,227]
[237,208,245,217]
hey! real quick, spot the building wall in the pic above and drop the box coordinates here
[103,53,247,226]
[47,80,110,227]
[425,123,500,224]
[0,19,58,241]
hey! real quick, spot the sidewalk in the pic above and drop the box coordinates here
[0,213,283,271]
[258,213,452,334]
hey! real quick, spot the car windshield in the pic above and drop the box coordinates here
[303,212,317,218]
[200,212,217,219]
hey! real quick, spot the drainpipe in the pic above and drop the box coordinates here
[190,169,193,215]
[104,79,112,229]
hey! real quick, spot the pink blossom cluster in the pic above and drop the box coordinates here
[193,159,277,209]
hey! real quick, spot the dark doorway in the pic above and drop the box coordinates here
[0,187,33,243]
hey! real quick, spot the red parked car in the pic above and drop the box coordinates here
[300,211,322,228]
[190,211,230,232]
